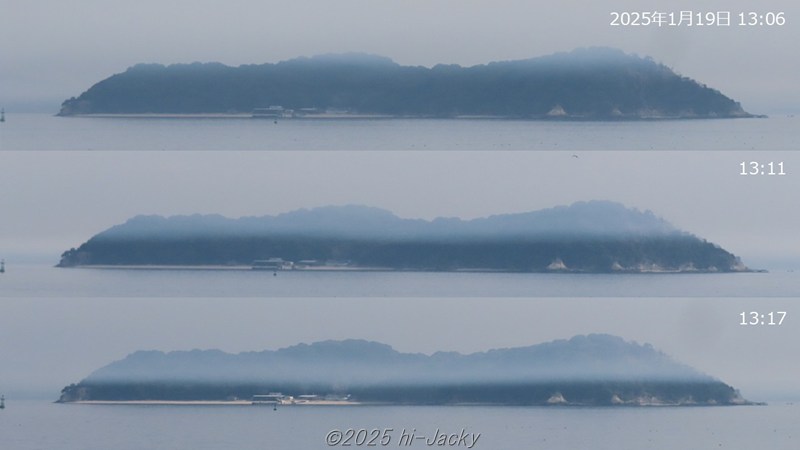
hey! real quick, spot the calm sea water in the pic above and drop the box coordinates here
[1,264,798,297]
[0,401,796,450]
[0,113,797,151]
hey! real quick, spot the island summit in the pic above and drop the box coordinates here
[57,201,751,273]
[58,47,754,119]
[58,334,754,406]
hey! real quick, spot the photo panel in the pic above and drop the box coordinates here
[0,296,797,450]
[1,150,798,298]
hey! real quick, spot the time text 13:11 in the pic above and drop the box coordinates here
[739,161,785,176]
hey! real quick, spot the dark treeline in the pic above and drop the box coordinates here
[58,48,750,118]
[58,235,743,272]
[59,380,740,406]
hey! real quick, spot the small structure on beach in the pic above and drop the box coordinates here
[252,258,293,271]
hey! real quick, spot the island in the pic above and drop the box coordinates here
[58,47,754,119]
[58,334,752,406]
[57,201,750,273]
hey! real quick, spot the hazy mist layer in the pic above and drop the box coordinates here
[81,334,711,385]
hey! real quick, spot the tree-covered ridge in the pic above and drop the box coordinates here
[57,201,748,273]
[58,335,749,406]
[59,48,751,119]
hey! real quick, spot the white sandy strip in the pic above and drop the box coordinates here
[74,265,392,271]
[70,400,360,406]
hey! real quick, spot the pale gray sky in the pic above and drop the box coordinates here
[1,0,798,113]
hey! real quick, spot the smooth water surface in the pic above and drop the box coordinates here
[1,264,797,297]
[1,113,796,151]
[0,401,796,450]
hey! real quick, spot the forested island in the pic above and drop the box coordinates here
[57,201,749,273]
[58,47,753,119]
[58,334,750,406]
